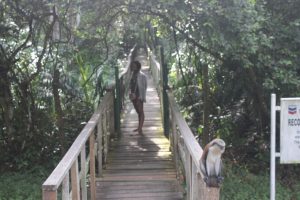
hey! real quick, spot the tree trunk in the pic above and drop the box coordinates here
[246,67,268,134]
[202,63,210,146]
[52,69,66,154]
[0,65,14,144]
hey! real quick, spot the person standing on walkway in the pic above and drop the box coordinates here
[129,61,147,134]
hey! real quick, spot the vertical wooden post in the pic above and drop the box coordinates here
[202,63,210,145]
[97,114,103,177]
[81,147,87,200]
[71,160,80,200]
[62,172,70,200]
[103,111,108,165]
[172,113,180,179]
[114,66,121,136]
[43,190,57,200]
[191,162,199,199]
[169,116,174,152]
[105,110,109,159]
[185,148,191,200]
[189,155,193,200]
[160,45,170,137]
[89,133,96,200]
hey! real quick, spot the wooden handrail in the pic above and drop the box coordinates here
[167,92,203,169]
[168,92,219,200]
[42,91,114,200]
[43,112,99,191]
[147,44,220,200]
[42,45,136,200]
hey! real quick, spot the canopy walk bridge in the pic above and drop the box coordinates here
[42,46,220,200]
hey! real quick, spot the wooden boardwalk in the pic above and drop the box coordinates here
[96,54,184,200]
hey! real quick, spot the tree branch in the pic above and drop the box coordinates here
[134,8,225,62]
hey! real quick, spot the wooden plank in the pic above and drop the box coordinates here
[71,160,80,200]
[97,191,183,199]
[97,187,178,195]
[42,190,57,200]
[97,180,177,185]
[106,164,175,170]
[89,133,96,200]
[97,113,103,177]
[192,162,199,199]
[110,140,170,146]
[81,147,87,200]
[98,174,177,181]
[95,197,182,200]
[121,122,162,128]
[110,144,171,151]
[97,185,178,194]
[107,160,173,165]
[62,172,69,200]
[102,169,176,176]
[97,188,182,195]
[109,155,172,161]
[107,158,173,163]
[120,132,165,137]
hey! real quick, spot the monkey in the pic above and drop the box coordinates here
[199,138,225,187]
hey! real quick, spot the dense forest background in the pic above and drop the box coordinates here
[1,0,300,199]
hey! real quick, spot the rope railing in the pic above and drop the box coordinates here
[147,45,220,200]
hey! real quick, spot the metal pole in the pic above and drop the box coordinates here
[270,93,276,200]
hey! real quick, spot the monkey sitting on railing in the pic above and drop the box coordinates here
[199,138,226,187]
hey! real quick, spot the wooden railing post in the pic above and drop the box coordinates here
[185,149,191,200]
[81,147,87,200]
[192,163,199,199]
[43,190,57,200]
[97,113,103,177]
[171,110,180,178]
[89,132,96,200]
[71,160,80,200]
[160,45,170,137]
[114,66,121,136]
[62,172,70,199]
[102,112,108,165]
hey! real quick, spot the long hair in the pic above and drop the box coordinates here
[132,60,141,70]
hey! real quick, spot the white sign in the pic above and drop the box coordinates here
[280,98,300,163]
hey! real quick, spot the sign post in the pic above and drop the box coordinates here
[270,94,277,200]
[270,94,300,200]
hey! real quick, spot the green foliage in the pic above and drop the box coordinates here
[2,0,300,195]
[0,0,138,172]
[142,0,300,170]
[221,162,299,200]
[0,168,48,200]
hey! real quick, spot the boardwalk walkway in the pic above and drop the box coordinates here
[96,53,184,200]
